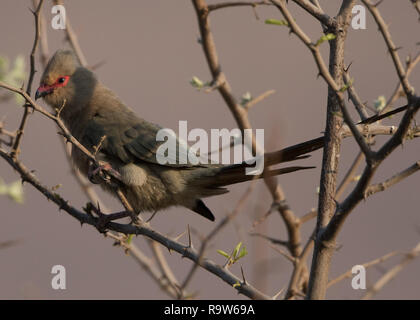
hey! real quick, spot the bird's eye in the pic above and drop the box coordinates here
[58,77,66,83]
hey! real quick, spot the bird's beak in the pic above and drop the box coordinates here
[35,84,54,100]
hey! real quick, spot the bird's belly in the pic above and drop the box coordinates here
[114,163,181,213]
[122,174,176,213]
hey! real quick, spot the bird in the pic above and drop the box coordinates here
[35,49,324,222]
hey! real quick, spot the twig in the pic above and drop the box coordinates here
[365,161,420,197]
[362,242,420,300]
[208,1,271,12]
[411,0,420,20]
[10,0,44,159]
[362,0,415,98]
[382,52,420,115]
[298,209,317,225]
[343,71,369,120]
[148,239,183,297]
[335,151,364,200]
[327,250,400,288]
[291,0,333,27]
[53,0,88,67]
[32,0,49,66]
[244,89,275,110]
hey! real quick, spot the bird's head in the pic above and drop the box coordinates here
[36,50,80,105]
[36,49,97,119]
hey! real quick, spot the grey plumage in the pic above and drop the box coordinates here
[36,50,323,221]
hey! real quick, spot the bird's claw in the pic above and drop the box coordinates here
[84,202,110,232]
[88,161,121,184]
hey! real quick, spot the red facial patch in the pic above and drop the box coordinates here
[37,75,70,94]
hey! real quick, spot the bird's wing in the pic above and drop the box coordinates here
[82,109,203,168]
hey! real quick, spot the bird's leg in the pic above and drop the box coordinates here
[95,211,133,232]
[85,203,132,232]
[88,160,122,184]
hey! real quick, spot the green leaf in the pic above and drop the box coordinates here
[265,18,289,26]
[233,242,242,259]
[237,246,248,260]
[51,184,62,191]
[0,55,26,104]
[374,95,386,112]
[0,178,24,204]
[315,33,336,46]
[339,78,353,92]
[0,56,9,80]
[217,249,231,259]
[8,181,24,204]
[240,92,253,106]
[126,234,133,244]
[190,76,204,90]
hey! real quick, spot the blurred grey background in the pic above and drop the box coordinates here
[0,0,419,299]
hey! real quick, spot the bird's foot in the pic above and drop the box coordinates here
[88,161,121,184]
[85,203,132,232]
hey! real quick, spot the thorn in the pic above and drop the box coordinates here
[240,266,247,285]
[146,210,158,223]
[58,202,66,211]
[344,61,353,73]
[187,224,193,249]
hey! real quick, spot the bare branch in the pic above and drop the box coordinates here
[10,0,44,159]
[53,0,88,67]
[365,161,420,197]
[362,0,415,98]
[336,151,364,200]
[362,242,420,300]
[208,1,271,12]
[327,250,401,288]
[244,89,276,110]
[292,0,333,27]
